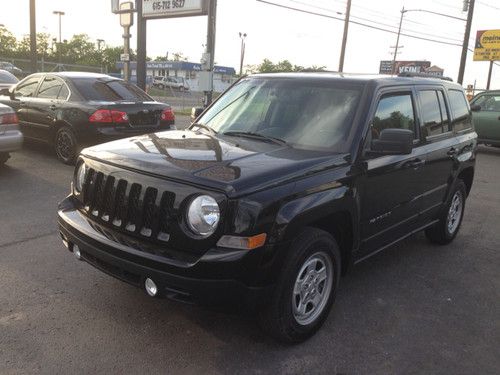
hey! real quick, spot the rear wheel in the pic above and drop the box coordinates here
[425,180,467,245]
[259,227,341,343]
[54,126,78,165]
[0,152,10,165]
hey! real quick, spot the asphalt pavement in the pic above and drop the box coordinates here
[0,140,499,375]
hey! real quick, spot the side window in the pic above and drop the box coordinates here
[14,77,40,98]
[371,92,416,140]
[37,77,64,99]
[448,89,471,132]
[58,84,70,100]
[419,90,450,137]
[474,95,500,111]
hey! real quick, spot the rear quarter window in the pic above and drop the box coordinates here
[448,89,472,132]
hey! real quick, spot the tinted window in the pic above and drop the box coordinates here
[420,90,443,137]
[58,84,69,100]
[448,89,471,132]
[0,70,18,84]
[437,91,450,129]
[14,76,40,97]
[73,78,152,101]
[197,78,362,151]
[37,77,63,99]
[473,94,500,112]
[372,93,416,139]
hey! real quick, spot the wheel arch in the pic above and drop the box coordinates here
[457,166,474,196]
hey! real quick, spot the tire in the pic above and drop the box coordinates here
[54,126,78,165]
[259,227,341,344]
[425,180,467,245]
[0,152,10,165]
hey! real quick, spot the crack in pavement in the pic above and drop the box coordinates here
[0,231,59,249]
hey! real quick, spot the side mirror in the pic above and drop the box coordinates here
[470,104,481,112]
[371,128,413,155]
[191,107,204,123]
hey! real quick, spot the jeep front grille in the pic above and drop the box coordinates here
[82,167,175,242]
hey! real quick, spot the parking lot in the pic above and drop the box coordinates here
[0,138,499,374]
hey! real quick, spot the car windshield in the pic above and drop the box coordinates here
[73,78,152,102]
[0,70,18,84]
[196,77,363,150]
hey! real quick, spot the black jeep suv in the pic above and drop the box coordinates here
[58,73,477,343]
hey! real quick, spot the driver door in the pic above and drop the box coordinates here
[10,76,42,139]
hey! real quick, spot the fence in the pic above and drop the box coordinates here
[0,57,105,76]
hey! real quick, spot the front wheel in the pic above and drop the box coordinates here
[54,126,78,165]
[425,180,467,245]
[259,227,341,343]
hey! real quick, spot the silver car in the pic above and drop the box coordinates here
[0,103,23,165]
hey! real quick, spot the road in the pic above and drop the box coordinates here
[0,142,499,375]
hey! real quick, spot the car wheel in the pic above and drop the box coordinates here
[259,227,341,344]
[0,152,10,165]
[54,126,78,165]
[425,180,467,245]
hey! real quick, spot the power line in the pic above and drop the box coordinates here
[256,0,463,47]
[477,1,500,11]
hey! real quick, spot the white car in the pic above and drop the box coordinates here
[0,103,23,165]
[153,76,189,91]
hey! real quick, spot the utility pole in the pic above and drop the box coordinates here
[486,61,493,90]
[338,0,351,72]
[457,0,475,84]
[239,32,247,76]
[391,7,405,75]
[97,39,105,73]
[29,0,37,74]
[53,11,65,43]
[204,0,217,106]
[136,0,147,90]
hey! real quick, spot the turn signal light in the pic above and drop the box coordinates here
[0,112,19,125]
[89,109,129,124]
[217,233,267,250]
[160,107,175,122]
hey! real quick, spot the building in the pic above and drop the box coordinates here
[116,60,236,92]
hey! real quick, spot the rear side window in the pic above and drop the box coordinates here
[448,89,471,132]
[419,90,450,137]
[37,77,63,99]
[73,78,152,101]
[58,84,70,100]
[371,92,416,139]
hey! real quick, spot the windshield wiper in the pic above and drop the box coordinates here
[223,131,287,146]
[190,123,217,134]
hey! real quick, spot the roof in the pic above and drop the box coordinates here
[52,71,114,79]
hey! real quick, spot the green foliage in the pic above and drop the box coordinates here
[248,59,327,74]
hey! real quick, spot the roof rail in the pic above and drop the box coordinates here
[397,72,453,82]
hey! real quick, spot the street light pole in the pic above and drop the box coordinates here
[338,0,351,72]
[30,0,37,74]
[391,7,405,75]
[239,32,247,76]
[53,11,65,43]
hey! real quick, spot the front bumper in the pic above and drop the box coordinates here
[58,196,276,308]
[0,129,23,153]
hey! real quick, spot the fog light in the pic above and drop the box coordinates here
[145,278,158,297]
[73,245,82,260]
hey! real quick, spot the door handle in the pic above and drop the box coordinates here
[405,158,426,169]
[50,105,57,111]
[447,147,457,156]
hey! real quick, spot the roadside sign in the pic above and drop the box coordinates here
[120,1,134,27]
[142,0,209,19]
[120,53,130,62]
[473,29,500,61]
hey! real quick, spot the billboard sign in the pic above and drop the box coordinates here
[142,0,208,19]
[473,29,500,61]
[379,60,431,75]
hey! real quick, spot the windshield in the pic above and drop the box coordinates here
[73,78,152,101]
[196,78,362,150]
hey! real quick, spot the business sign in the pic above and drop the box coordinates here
[473,29,500,61]
[142,0,208,19]
[379,60,431,75]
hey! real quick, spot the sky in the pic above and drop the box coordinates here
[1,0,499,88]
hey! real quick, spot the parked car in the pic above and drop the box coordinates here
[153,76,189,91]
[470,90,500,147]
[0,61,23,77]
[0,69,19,90]
[0,103,23,165]
[58,73,476,343]
[0,72,175,164]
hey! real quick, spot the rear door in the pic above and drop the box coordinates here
[359,87,427,257]
[471,93,500,143]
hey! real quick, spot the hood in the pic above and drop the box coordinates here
[82,130,349,197]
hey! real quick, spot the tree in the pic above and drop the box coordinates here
[249,59,327,74]
[0,28,17,58]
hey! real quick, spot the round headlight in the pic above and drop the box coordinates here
[75,162,86,192]
[186,195,220,236]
